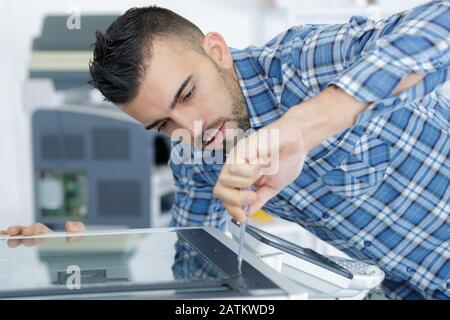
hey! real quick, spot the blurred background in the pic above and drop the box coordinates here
[0,0,447,253]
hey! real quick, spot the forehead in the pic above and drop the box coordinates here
[146,41,194,92]
[124,41,200,120]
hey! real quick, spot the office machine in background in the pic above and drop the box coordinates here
[32,108,174,229]
[29,15,117,91]
[24,15,176,230]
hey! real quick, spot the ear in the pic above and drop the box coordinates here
[202,32,233,69]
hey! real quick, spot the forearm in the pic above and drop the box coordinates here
[287,86,368,151]
[289,73,425,151]
[329,2,450,103]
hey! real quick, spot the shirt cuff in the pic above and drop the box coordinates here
[330,53,409,103]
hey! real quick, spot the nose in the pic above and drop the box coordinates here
[169,110,205,140]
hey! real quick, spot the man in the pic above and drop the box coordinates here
[2,1,449,299]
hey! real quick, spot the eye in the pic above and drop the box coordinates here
[157,120,168,133]
[182,87,195,103]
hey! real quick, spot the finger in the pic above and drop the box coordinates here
[227,164,265,179]
[246,133,260,165]
[225,205,247,223]
[247,131,274,164]
[22,224,52,236]
[7,239,22,248]
[249,185,278,215]
[0,229,7,235]
[22,238,46,247]
[6,226,25,236]
[65,221,86,233]
[255,176,268,187]
[220,172,259,189]
[21,225,38,236]
[66,236,84,245]
[228,139,249,166]
[65,221,86,244]
[214,185,257,207]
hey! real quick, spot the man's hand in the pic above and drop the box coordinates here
[1,221,86,237]
[215,86,369,223]
[214,73,425,222]
[0,221,86,248]
[214,115,308,222]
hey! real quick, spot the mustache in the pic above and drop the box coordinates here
[194,117,237,148]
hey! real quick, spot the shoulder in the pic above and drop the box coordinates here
[243,26,316,76]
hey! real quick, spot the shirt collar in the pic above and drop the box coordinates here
[231,48,284,130]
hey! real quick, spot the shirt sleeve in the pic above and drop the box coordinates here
[329,0,450,103]
[168,143,227,231]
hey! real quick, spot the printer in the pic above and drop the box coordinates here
[23,15,175,230]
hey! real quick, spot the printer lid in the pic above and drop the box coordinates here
[29,15,118,91]
[0,228,289,299]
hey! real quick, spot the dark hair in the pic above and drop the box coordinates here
[89,6,204,104]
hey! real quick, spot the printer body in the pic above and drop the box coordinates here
[24,15,175,230]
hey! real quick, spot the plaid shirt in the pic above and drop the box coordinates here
[169,1,450,300]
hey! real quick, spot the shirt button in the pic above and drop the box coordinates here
[394,98,402,105]
[407,267,415,274]
[446,283,450,289]
[322,213,330,220]
[364,241,372,248]
[434,61,444,68]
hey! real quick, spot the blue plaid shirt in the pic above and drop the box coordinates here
[169,1,450,300]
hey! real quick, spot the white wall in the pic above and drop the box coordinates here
[0,0,448,228]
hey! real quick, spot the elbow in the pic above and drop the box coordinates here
[391,73,426,96]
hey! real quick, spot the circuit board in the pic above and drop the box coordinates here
[36,170,87,218]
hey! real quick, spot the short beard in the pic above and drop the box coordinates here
[195,60,250,154]
[214,67,250,154]
[214,63,250,132]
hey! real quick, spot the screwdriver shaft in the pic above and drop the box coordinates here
[237,204,250,274]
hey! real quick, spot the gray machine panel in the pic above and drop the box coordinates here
[32,109,171,229]
[30,15,118,90]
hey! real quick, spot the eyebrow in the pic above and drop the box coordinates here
[145,75,193,131]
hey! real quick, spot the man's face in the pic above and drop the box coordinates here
[123,37,250,150]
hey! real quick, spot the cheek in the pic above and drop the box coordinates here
[191,81,231,124]
[199,91,229,118]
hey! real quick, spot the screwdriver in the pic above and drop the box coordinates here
[237,202,251,275]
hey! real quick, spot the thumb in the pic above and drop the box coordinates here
[65,221,86,233]
[249,185,277,215]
